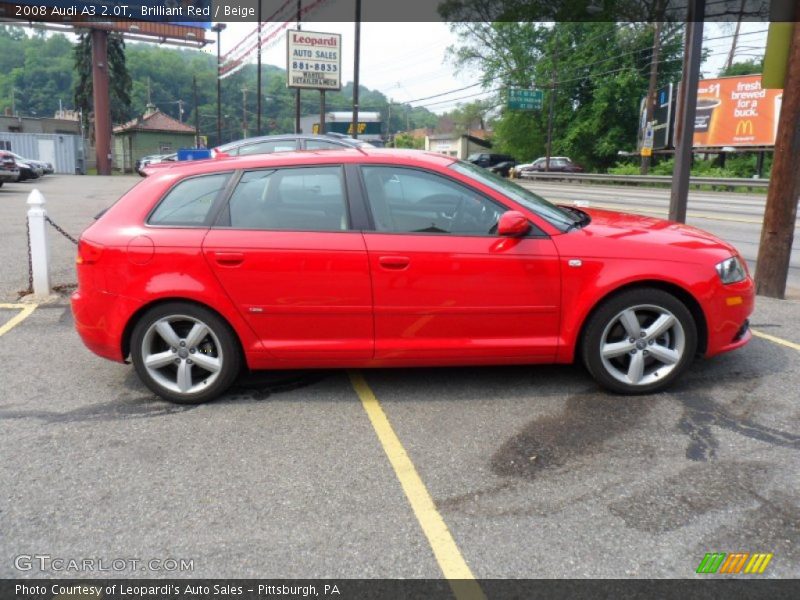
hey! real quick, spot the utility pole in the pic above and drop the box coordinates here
[545,31,558,172]
[91,29,112,176]
[11,87,16,116]
[295,0,302,133]
[212,23,226,145]
[351,0,361,139]
[256,1,262,136]
[725,0,747,71]
[319,90,326,134]
[640,18,663,174]
[755,14,800,298]
[668,1,704,223]
[193,75,200,147]
[387,100,392,140]
[177,99,185,123]
[241,86,248,138]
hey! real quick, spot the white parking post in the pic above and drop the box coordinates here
[26,189,51,297]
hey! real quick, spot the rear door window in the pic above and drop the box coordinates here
[226,166,349,231]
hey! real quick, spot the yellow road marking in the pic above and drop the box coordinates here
[348,371,485,600]
[0,303,37,337]
[752,329,800,352]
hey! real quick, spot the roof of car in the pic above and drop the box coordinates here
[217,133,371,150]
[144,148,458,178]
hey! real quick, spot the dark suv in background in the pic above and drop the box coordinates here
[466,152,515,169]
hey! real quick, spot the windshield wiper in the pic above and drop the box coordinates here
[560,205,588,231]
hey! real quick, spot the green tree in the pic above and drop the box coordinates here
[719,58,763,77]
[73,32,132,136]
[446,21,684,170]
[393,132,424,149]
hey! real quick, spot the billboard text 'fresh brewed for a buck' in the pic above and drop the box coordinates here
[694,75,783,148]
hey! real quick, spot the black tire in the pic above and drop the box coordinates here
[130,302,242,404]
[581,288,697,395]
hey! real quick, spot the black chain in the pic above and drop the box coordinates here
[24,216,33,295]
[44,215,79,245]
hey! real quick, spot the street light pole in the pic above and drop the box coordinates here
[351,0,361,139]
[212,23,226,146]
[295,0,302,133]
[256,1,262,136]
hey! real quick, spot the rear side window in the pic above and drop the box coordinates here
[227,166,349,231]
[148,173,229,226]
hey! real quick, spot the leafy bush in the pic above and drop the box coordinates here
[607,163,641,175]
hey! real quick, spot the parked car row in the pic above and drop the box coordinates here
[0,151,53,186]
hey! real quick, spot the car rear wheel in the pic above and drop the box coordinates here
[130,303,241,404]
[582,288,697,394]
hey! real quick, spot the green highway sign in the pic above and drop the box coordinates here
[508,88,543,110]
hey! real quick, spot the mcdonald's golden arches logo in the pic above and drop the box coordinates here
[735,120,755,136]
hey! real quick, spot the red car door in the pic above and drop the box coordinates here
[202,166,373,362]
[359,165,561,362]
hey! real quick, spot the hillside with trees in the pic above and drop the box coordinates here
[0,25,437,147]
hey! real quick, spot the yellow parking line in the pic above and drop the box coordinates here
[752,329,800,352]
[0,303,37,337]
[348,371,485,600]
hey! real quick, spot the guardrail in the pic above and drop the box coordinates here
[517,171,770,190]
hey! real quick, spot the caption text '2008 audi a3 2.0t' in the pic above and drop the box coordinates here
[71,148,754,404]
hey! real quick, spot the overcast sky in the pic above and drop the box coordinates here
[206,21,769,114]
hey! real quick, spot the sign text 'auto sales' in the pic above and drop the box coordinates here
[286,30,341,91]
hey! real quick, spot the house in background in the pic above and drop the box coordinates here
[113,104,197,173]
[424,132,492,159]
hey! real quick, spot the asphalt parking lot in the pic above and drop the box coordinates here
[1,175,799,582]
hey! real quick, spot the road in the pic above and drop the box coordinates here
[517,180,800,295]
[0,175,799,586]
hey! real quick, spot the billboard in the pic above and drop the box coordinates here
[693,75,783,148]
[286,29,342,91]
[1,1,210,44]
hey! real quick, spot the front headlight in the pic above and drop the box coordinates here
[715,256,746,284]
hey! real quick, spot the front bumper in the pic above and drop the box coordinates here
[704,276,755,357]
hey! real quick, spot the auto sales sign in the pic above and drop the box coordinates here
[286,30,341,90]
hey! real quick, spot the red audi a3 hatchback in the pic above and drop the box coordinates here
[71,148,753,404]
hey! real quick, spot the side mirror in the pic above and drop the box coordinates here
[497,210,530,237]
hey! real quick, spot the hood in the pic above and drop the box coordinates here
[558,207,738,263]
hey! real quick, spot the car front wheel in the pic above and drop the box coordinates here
[581,288,698,394]
[130,303,242,404]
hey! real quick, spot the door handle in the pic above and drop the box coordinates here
[378,255,410,270]
[211,251,245,266]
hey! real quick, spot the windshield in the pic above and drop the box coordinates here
[449,161,579,231]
